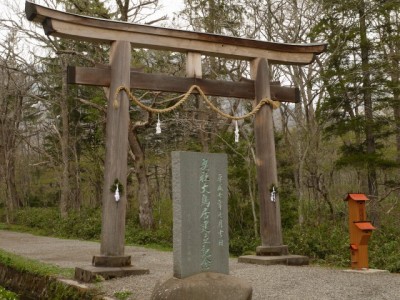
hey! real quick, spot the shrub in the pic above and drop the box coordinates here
[58,208,101,240]
[369,221,400,272]
[284,221,349,267]
[12,208,61,235]
[229,230,260,256]
[9,207,101,241]
[125,220,172,249]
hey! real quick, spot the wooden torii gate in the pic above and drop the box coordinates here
[25,1,326,279]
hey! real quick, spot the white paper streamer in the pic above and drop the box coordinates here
[156,114,161,134]
[114,185,120,202]
[270,186,276,202]
[234,120,239,143]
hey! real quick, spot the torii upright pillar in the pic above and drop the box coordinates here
[238,58,308,265]
[253,58,286,255]
[96,40,131,264]
[75,41,149,281]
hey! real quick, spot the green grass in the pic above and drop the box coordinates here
[0,248,99,299]
[0,223,20,231]
[0,249,74,278]
[126,241,172,252]
[0,221,171,252]
[0,286,19,300]
[0,222,60,239]
[114,290,133,300]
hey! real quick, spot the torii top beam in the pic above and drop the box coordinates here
[25,1,326,65]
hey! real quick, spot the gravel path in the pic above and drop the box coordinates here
[0,230,399,300]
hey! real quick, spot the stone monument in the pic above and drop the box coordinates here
[172,151,229,278]
[151,151,252,300]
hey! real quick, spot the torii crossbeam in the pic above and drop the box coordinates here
[25,1,326,281]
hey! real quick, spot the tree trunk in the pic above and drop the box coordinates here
[59,56,70,218]
[1,92,23,222]
[248,153,259,238]
[71,141,81,210]
[395,104,400,164]
[128,124,154,229]
[389,38,400,163]
[359,1,379,225]
[196,95,210,153]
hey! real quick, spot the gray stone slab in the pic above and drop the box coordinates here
[172,151,229,279]
[238,255,309,266]
[58,279,89,290]
[343,268,389,274]
[75,266,149,283]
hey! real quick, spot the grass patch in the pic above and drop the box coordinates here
[0,249,74,278]
[126,241,172,252]
[0,286,19,300]
[0,223,47,236]
[114,290,133,300]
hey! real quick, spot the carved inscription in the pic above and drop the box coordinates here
[200,158,212,270]
[172,151,229,279]
[217,174,224,246]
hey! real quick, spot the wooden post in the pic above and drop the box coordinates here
[186,52,202,78]
[251,58,288,256]
[95,41,131,266]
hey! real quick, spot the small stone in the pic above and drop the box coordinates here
[151,272,252,300]
[57,279,89,290]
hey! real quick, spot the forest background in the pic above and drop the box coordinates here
[0,0,399,272]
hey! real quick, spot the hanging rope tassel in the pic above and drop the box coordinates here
[114,184,120,202]
[234,120,239,143]
[156,114,161,134]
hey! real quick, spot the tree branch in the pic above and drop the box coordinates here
[76,97,106,113]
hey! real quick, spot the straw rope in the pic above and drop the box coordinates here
[113,84,280,120]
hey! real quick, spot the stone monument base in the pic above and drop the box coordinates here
[151,272,252,300]
[75,265,149,283]
[238,254,309,266]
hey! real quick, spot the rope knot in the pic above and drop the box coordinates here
[113,86,126,109]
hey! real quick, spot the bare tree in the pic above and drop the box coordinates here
[0,30,35,221]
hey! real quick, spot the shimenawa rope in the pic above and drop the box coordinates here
[113,85,280,120]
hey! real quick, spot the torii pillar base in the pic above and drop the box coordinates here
[256,245,289,256]
[75,255,149,282]
[238,254,309,266]
[238,244,308,266]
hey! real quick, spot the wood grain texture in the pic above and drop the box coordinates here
[25,1,326,64]
[252,58,284,247]
[100,41,131,257]
[67,66,300,102]
[186,52,202,78]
